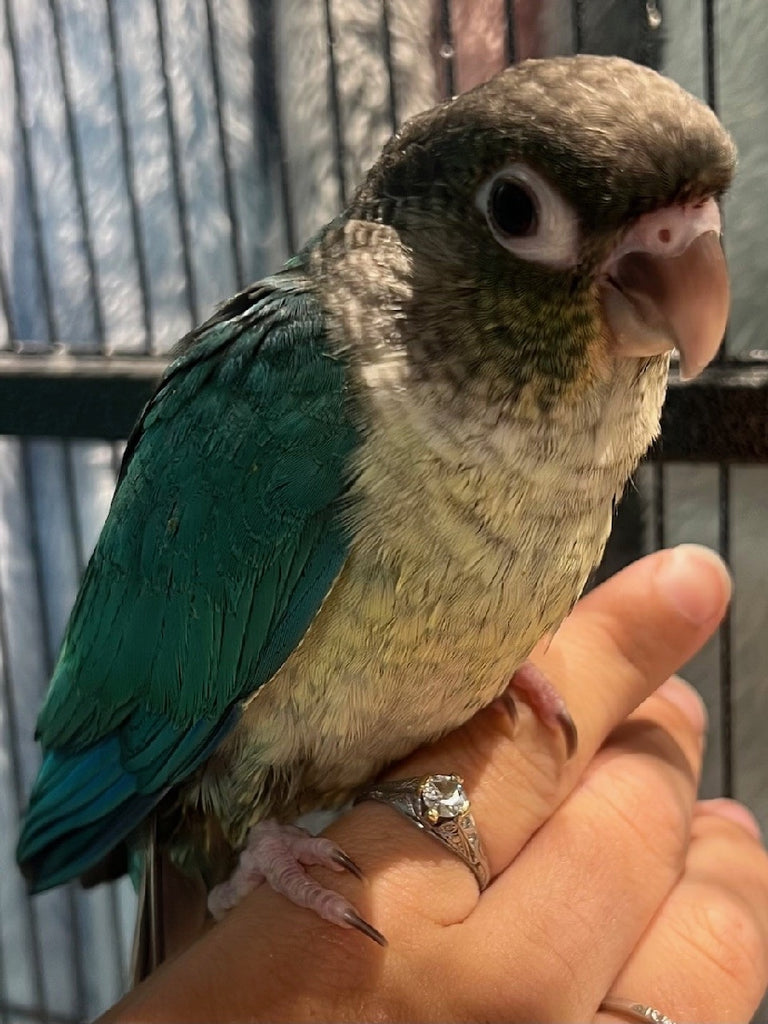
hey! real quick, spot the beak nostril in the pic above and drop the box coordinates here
[658,228,672,244]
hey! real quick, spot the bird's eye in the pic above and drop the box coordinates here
[488,179,538,237]
[475,163,579,268]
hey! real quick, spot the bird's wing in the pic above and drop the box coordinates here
[17,272,362,890]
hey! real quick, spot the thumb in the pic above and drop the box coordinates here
[533,544,732,753]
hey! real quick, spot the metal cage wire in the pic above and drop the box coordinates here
[0,1,766,1020]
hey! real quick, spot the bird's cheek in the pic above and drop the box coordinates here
[600,230,729,380]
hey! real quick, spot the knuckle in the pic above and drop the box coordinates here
[588,757,689,870]
[676,884,768,995]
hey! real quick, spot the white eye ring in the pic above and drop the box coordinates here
[475,163,580,269]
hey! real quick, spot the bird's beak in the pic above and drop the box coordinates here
[599,197,729,379]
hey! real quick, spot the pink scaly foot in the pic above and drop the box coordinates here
[503,660,578,758]
[207,820,386,946]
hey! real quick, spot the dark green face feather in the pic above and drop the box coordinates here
[18,269,362,888]
[348,55,734,404]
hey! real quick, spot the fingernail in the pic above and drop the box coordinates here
[699,798,763,840]
[657,676,708,733]
[655,545,732,625]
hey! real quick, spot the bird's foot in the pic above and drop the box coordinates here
[502,660,578,758]
[207,820,386,945]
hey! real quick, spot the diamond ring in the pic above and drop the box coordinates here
[355,773,490,890]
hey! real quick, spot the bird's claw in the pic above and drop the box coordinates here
[342,908,387,946]
[331,848,365,880]
[505,660,578,759]
[207,820,385,945]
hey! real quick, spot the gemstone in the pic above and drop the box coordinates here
[420,775,470,822]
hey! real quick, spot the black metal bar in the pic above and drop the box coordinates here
[653,364,768,462]
[438,0,455,98]
[104,0,153,353]
[0,354,164,440]
[47,0,106,352]
[3,0,58,347]
[252,0,296,256]
[503,0,516,65]
[0,465,48,1013]
[653,465,665,549]
[152,0,198,325]
[702,0,726,369]
[2,355,766,452]
[380,0,399,133]
[322,0,347,209]
[701,0,733,796]
[204,0,245,290]
[571,0,584,53]
[703,0,718,116]
[718,464,733,796]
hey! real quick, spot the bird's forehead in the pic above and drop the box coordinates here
[377,55,735,229]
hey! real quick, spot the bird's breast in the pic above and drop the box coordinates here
[201,363,654,845]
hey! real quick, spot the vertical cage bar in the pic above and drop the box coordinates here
[718,464,732,795]
[3,0,59,347]
[0,494,47,1013]
[571,0,584,53]
[57,447,89,1019]
[503,0,516,65]
[0,668,10,1024]
[652,464,665,550]
[251,0,296,256]
[438,0,455,98]
[322,0,347,209]
[152,0,198,325]
[0,227,15,352]
[47,0,106,351]
[380,0,399,133]
[701,0,733,798]
[204,0,245,290]
[104,0,153,353]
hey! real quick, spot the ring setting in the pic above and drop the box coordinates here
[356,773,490,890]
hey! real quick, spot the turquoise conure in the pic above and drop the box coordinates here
[17,56,734,958]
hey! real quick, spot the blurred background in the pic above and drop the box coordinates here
[0,0,766,1019]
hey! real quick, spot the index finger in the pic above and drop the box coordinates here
[531,543,731,762]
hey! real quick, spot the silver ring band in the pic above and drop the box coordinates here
[355,773,490,890]
[600,998,678,1024]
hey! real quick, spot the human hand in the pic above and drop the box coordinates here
[101,545,768,1023]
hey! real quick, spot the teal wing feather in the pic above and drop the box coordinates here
[17,270,362,890]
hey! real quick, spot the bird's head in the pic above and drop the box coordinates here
[348,55,735,413]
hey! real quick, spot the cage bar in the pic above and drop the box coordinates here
[151,0,198,325]
[103,0,153,353]
[47,0,106,352]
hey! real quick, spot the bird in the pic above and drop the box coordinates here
[17,55,734,968]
